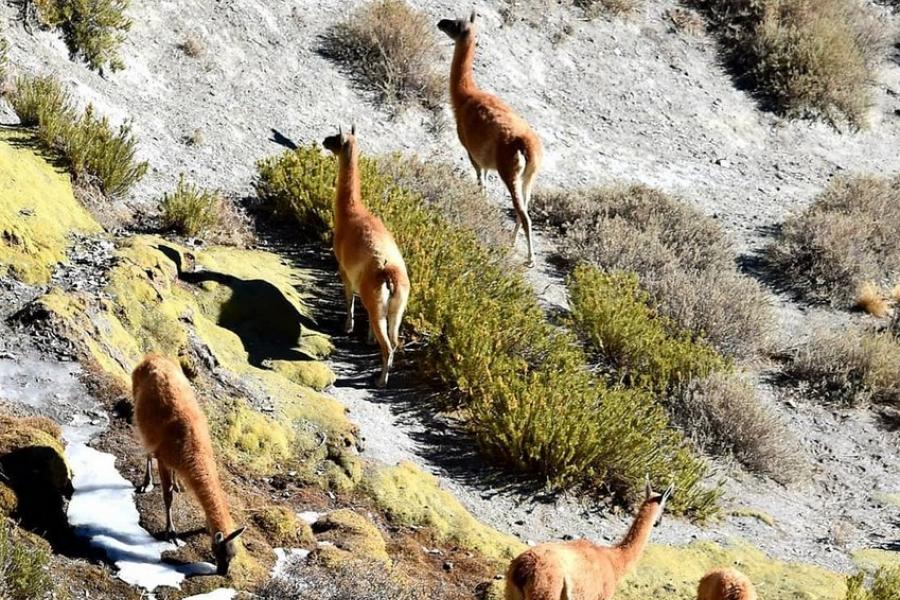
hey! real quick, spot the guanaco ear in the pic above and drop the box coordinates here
[223,526,246,544]
[351,123,356,136]
[469,9,477,23]
[661,484,675,503]
[644,474,653,499]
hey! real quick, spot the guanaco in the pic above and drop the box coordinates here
[438,11,543,267]
[323,125,410,388]
[697,568,758,600]
[132,354,245,576]
[505,482,674,600]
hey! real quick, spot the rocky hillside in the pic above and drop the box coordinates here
[0,0,899,598]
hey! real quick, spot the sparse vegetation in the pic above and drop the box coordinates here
[533,185,772,358]
[34,0,133,73]
[766,175,900,308]
[854,281,891,317]
[689,0,886,127]
[672,372,805,482]
[160,175,226,236]
[575,0,641,17]
[0,520,54,600]
[846,567,900,600]
[7,74,147,198]
[319,0,443,109]
[178,35,204,58]
[785,325,900,406]
[256,148,718,517]
[567,266,728,395]
[258,558,429,600]
[568,265,801,480]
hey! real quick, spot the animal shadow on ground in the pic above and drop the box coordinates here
[155,244,322,368]
[260,223,582,507]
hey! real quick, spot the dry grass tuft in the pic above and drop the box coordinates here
[689,0,887,128]
[784,325,900,406]
[160,175,250,244]
[8,75,147,198]
[854,281,891,317]
[891,283,900,303]
[178,35,204,58]
[766,175,900,308]
[319,0,443,110]
[672,372,806,483]
[667,7,705,35]
[0,521,54,600]
[846,566,900,600]
[533,185,772,359]
[574,0,641,18]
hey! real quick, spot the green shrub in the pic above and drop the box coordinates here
[7,74,147,198]
[765,175,900,308]
[689,0,885,127]
[567,266,727,395]
[846,567,900,600]
[319,0,443,110]
[568,265,803,481]
[533,186,772,359]
[784,325,900,406]
[160,175,224,236]
[34,0,132,73]
[0,521,54,600]
[256,147,718,517]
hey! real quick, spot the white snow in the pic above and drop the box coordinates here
[63,424,217,591]
[297,511,320,525]
[273,548,310,577]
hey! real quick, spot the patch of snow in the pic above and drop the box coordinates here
[273,548,311,577]
[63,423,217,591]
[297,511,320,525]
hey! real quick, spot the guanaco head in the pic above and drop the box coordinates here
[643,479,675,527]
[213,526,246,576]
[437,10,477,41]
[322,124,357,157]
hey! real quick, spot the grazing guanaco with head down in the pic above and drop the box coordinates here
[323,125,410,388]
[505,481,674,600]
[438,11,543,267]
[697,568,758,600]
[132,354,245,576]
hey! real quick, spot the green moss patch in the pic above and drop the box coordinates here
[367,461,524,564]
[252,506,315,548]
[312,509,390,567]
[0,413,72,545]
[617,540,845,599]
[0,128,101,284]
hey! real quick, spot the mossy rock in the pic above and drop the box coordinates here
[222,400,294,475]
[268,359,336,390]
[0,483,17,516]
[0,413,72,542]
[367,461,524,563]
[252,506,315,548]
[312,509,389,567]
[0,128,102,285]
[617,539,846,599]
[25,237,359,483]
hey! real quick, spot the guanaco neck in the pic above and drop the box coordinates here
[188,455,235,536]
[450,33,477,110]
[608,502,658,580]
[335,142,362,223]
